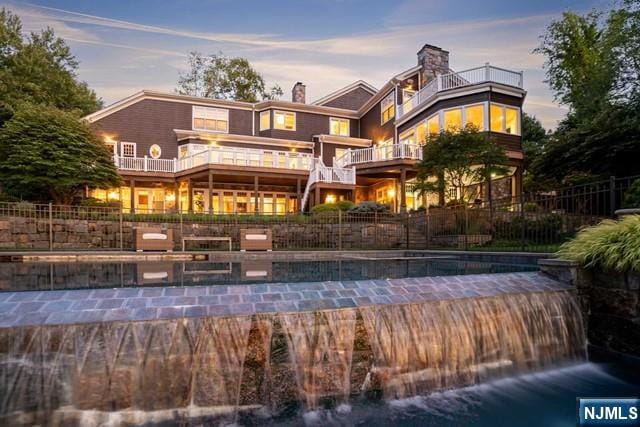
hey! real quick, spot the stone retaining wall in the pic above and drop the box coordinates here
[539,259,640,358]
[0,217,428,251]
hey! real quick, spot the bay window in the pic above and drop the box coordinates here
[443,108,462,130]
[464,104,484,130]
[427,115,440,137]
[490,103,520,135]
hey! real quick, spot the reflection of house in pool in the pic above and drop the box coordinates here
[0,290,584,426]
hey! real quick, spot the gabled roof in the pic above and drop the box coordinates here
[311,80,378,107]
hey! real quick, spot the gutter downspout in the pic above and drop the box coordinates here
[251,105,255,136]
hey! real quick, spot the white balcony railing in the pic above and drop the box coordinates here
[334,142,423,168]
[398,63,523,119]
[300,159,356,210]
[113,144,313,173]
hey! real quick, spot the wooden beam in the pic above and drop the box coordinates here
[130,179,135,214]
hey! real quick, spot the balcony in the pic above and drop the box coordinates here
[397,64,524,120]
[334,142,423,168]
[114,144,314,174]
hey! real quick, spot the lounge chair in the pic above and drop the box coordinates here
[134,227,174,252]
[240,229,273,251]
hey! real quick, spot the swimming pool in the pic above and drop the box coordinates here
[0,256,538,292]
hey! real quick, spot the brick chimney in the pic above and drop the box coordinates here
[417,44,450,85]
[292,82,306,103]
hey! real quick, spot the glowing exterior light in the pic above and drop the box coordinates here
[325,194,337,204]
[107,190,120,201]
[387,188,396,198]
[165,193,176,202]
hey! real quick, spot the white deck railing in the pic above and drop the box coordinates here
[300,159,356,211]
[334,142,423,168]
[398,64,523,119]
[114,144,313,173]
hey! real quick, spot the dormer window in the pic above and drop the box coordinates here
[192,106,229,132]
[381,92,395,125]
[274,110,296,131]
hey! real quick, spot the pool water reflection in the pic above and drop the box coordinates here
[0,258,537,292]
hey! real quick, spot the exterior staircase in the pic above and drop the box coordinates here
[300,159,356,212]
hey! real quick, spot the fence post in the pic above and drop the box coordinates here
[374,211,378,248]
[520,196,526,251]
[609,175,616,216]
[405,212,410,249]
[48,202,53,251]
[338,210,342,251]
[463,207,469,251]
[119,208,123,251]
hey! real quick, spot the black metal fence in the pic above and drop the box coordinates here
[0,175,637,253]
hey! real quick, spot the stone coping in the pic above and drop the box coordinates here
[1,249,552,263]
[0,271,570,329]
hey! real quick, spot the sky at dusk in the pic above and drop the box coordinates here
[2,0,609,129]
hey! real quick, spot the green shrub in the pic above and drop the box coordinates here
[310,203,340,214]
[336,200,355,211]
[79,197,121,209]
[348,201,390,213]
[557,215,640,272]
[623,179,640,208]
[494,214,565,243]
[523,202,540,212]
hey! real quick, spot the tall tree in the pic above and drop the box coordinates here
[414,126,509,204]
[0,8,102,122]
[0,104,121,204]
[533,1,640,183]
[177,51,283,102]
[521,113,551,191]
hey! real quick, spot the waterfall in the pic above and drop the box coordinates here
[0,290,585,425]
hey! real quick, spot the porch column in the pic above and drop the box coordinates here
[314,186,321,206]
[296,178,302,213]
[174,181,179,213]
[400,168,407,213]
[129,179,135,214]
[515,166,523,202]
[187,178,193,214]
[254,176,259,215]
[208,171,213,214]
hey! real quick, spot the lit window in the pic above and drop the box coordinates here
[179,145,189,159]
[490,104,504,132]
[381,92,395,124]
[443,108,462,130]
[260,111,270,131]
[490,103,521,135]
[274,111,295,131]
[121,142,136,157]
[192,106,229,132]
[427,115,440,136]
[399,129,415,144]
[149,144,162,159]
[415,122,426,145]
[105,141,117,156]
[464,105,484,130]
[330,117,349,136]
[505,107,519,134]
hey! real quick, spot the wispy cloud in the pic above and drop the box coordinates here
[3,0,567,128]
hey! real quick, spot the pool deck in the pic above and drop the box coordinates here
[0,271,570,329]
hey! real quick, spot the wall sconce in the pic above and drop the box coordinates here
[325,194,337,204]
[387,188,396,198]
[165,193,176,202]
[107,190,120,201]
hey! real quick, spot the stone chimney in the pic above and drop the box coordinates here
[417,44,450,85]
[292,82,306,103]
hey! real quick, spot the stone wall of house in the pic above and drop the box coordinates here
[0,216,432,251]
